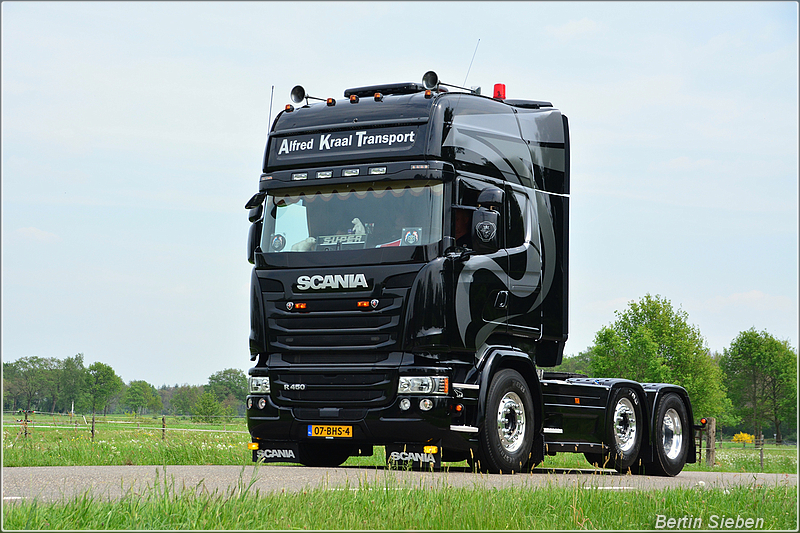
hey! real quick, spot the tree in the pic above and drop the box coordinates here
[5,356,54,411]
[206,368,247,403]
[589,294,736,426]
[192,391,221,423]
[123,380,162,416]
[721,329,797,444]
[171,385,203,415]
[83,362,123,415]
[555,350,593,376]
[58,354,87,413]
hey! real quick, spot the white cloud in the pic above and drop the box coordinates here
[13,227,60,243]
[545,18,601,41]
[701,290,795,314]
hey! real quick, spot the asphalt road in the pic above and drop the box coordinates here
[3,465,796,503]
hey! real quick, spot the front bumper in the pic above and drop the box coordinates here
[245,366,481,461]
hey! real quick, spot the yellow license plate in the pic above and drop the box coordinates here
[308,425,353,438]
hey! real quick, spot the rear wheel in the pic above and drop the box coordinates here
[297,442,350,467]
[605,387,643,473]
[475,369,534,474]
[584,452,609,468]
[643,393,689,476]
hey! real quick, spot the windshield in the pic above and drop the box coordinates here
[262,180,444,253]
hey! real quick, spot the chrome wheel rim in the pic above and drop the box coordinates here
[662,408,683,460]
[613,398,637,453]
[496,392,526,453]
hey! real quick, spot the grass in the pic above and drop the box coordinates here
[3,413,797,474]
[2,465,797,530]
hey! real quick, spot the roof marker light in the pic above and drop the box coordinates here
[285,104,294,112]
[349,94,359,104]
[374,93,383,102]
[326,98,336,106]
[424,90,433,99]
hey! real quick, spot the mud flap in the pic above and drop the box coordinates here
[385,443,442,470]
[253,442,300,463]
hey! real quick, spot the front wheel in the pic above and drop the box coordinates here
[642,393,690,476]
[475,369,534,474]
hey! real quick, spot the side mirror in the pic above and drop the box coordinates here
[247,220,263,264]
[248,204,263,223]
[245,192,266,210]
[471,208,499,254]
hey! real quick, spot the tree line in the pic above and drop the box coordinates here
[555,294,797,443]
[2,356,248,421]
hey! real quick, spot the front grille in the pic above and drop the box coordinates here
[267,296,404,352]
[273,371,394,407]
[282,390,384,402]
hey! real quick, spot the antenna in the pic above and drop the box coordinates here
[463,38,480,86]
[267,85,274,130]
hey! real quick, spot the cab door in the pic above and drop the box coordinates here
[505,186,543,339]
[450,176,509,350]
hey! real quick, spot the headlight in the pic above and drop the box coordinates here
[398,376,448,395]
[249,376,270,394]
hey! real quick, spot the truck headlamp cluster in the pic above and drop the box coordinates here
[249,376,270,394]
[398,376,448,395]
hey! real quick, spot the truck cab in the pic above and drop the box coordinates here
[244,73,696,476]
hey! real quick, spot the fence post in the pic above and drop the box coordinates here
[705,417,716,468]
[23,411,29,438]
[162,416,166,441]
[91,414,95,442]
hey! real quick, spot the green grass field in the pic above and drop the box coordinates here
[3,414,797,530]
[3,414,797,474]
[2,464,797,530]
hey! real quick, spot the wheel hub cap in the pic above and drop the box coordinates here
[662,408,683,460]
[496,392,525,453]
[613,398,637,453]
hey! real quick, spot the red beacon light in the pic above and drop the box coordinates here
[493,83,506,100]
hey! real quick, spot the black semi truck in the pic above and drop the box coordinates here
[244,71,700,475]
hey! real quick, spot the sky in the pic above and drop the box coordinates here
[2,1,798,388]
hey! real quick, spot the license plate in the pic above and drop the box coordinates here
[308,425,353,438]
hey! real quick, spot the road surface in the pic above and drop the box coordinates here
[3,465,796,503]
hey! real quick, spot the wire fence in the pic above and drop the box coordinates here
[2,410,249,441]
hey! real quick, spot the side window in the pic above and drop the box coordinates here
[454,177,506,250]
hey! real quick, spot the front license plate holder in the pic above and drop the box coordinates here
[308,424,353,438]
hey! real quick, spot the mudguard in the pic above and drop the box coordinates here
[472,345,545,466]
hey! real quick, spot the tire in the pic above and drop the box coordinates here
[584,452,609,468]
[642,393,690,477]
[606,387,643,473]
[475,369,534,474]
[297,442,350,467]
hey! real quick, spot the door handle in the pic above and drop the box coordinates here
[494,291,509,309]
